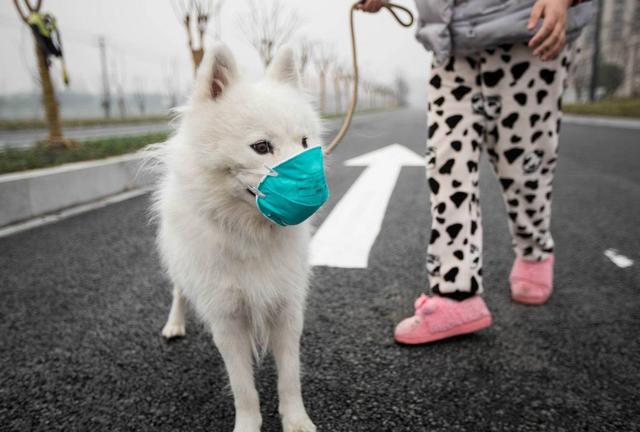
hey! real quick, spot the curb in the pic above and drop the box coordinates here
[0,152,156,229]
[563,114,640,130]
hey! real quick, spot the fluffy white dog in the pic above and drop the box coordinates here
[153,43,320,432]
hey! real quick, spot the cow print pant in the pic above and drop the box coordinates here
[426,43,572,300]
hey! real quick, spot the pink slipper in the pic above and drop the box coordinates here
[394,294,492,345]
[510,255,554,305]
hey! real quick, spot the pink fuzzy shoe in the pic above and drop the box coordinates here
[394,294,492,345]
[510,255,554,305]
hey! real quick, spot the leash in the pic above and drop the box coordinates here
[324,1,414,155]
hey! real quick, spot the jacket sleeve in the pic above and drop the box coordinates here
[571,0,591,5]
[413,0,455,65]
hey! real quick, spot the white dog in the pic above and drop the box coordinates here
[153,43,320,432]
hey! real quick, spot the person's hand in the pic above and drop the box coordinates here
[355,0,386,13]
[528,0,572,61]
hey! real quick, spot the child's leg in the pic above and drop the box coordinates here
[426,55,486,300]
[481,43,572,260]
[394,55,496,345]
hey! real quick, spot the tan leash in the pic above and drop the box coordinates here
[324,2,414,155]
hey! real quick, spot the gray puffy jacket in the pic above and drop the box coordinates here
[414,0,593,64]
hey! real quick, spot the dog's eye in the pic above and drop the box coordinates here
[250,140,273,155]
[302,137,308,149]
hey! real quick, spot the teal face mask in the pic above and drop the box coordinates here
[247,146,329,226]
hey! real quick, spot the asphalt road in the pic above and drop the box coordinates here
[1,109,639,431]
[0,122,170,149]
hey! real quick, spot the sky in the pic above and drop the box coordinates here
[0,0,431,107]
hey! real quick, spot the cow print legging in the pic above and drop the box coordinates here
[426,43,573,300]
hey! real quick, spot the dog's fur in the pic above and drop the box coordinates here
[153,43,320,432]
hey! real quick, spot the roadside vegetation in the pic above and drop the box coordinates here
[564,98,640,119]
[0,108,402,175]
[0,115,170,131]
[0,108,395,131]
[0,132,169,175]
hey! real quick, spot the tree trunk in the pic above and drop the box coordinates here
[333,76,342,114]
[191,48,204,73]
[34,36,63,143]
[343,78,350,109]
[319,72,326,114]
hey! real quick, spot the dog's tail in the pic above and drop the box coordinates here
[250,312,272,364]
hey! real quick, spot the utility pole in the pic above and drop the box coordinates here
[98,36,111,118]
[111,58,126,119]
[589,0,603,101]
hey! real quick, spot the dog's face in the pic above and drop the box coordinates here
[179,43,323,212]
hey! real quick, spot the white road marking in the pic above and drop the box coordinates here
[604,249,634,268]
[311,144,424,268]
[0,188,152,239]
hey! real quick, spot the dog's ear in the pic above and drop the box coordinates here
[193,43,238,102]
[266,46,300,88]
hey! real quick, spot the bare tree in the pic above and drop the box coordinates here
[342,70,353,110]
[394,74,409,107]
[312,44,333,114]
[98,36,111,119]
[332,62,345,114]
[238,0,301,67]
[370,84,378,109]
[297,37,314,84]
[133,78,146,116]
[385,86,397,108]
[171,0,225,72]
[369,83,377,109]
[13,0,68,147]
[111,57,127,118]
[376,84,386,109]
[164,59,180,109]
[212,0,225,40]
[0,80,5,119]
[360,79,371,110]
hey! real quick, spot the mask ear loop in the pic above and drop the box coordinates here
[264,165,279,177]
[247,185,266,198]
[231,164,278,198]
[248,165,277,198]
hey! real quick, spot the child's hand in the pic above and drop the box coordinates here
[355,0,386,13]
[528,0,573,61]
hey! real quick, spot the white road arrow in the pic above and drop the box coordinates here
[311,143,424,268]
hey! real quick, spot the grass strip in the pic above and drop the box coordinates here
[0,132,168,175]
[564,98,640,119]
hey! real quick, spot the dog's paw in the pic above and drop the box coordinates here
[282,414,316,432]
[161,322,186,339]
